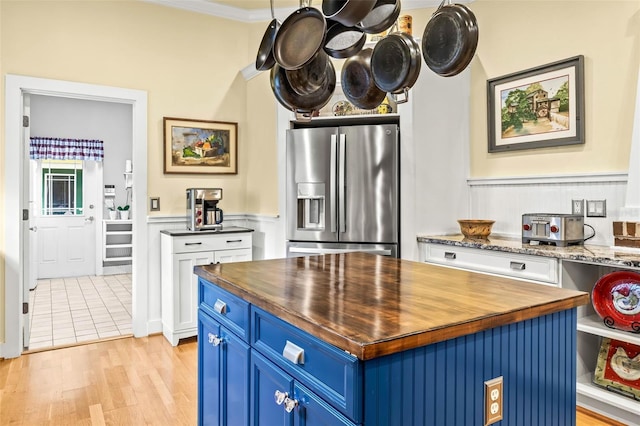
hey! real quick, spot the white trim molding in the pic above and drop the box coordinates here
[468,172,628,187]
[3,75,148,358]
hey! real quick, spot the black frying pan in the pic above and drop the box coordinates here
[341,48,386,110]
[370,31,421,103]
[255,0,280,71]
[322,0,376,27]
[356,0,401,35]
[422,0,479,77]
[324,21,366,59]
[273,6,327,70]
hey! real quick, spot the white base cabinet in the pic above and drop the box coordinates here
[161,229,253,346]
[420,239,640,425]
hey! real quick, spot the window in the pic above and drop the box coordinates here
[41,160,83,216]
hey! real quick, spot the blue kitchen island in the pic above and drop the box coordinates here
[194,252,589,426]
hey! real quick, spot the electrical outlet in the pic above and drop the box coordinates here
[572,199,584,216]
[484,376,503,425]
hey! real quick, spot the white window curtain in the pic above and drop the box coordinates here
[29,137,104,161]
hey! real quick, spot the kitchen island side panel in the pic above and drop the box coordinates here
[363,309,577,426]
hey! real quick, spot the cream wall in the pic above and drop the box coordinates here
[0,0,280,218]
[469,0,640,178]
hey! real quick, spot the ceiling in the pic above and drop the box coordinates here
[143,0,447,22]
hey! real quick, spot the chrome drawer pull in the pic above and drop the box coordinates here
[282,340,305,365]
[207,332,223,346]
[185,242,202,246]
[510,261,526,270]
[444,252,457,260]
[213,299,227,314]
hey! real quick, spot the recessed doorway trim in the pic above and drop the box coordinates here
[3,74,148,358]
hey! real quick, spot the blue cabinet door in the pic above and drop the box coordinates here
[199,310,221,426]
[293,382,358,426]
[251,350,294,426]
[199,309,250,426]
[222,325,250,426]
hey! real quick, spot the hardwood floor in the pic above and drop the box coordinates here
[0,335,622,425]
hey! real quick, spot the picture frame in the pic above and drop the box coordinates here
[163,117,237,174]
[487,55,585,153]
[592,337,640,401]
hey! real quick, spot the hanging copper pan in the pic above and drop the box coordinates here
[422,0,479,77]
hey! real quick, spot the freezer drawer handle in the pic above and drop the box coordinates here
[510,261,526,271]
[444,251,457,260]
[213,299,227,314]
[289,247,392,256]
[282,340,305,365]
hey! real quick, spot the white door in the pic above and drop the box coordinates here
[34,160,99,278]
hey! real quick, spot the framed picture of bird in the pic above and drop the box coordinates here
[593,338,640,401]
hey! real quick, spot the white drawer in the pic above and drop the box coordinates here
[422,243,559,285]
[171,233,252,254]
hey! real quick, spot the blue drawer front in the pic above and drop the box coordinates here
[251,307,362,423]
[363,309,577,426]
[200,278,250,342]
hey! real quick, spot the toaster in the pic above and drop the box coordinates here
[522,213,584,246]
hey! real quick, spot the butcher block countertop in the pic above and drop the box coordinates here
[194,252,589,360]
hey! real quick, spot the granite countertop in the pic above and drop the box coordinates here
[417,234,640,269]
[160,226,254,236]
[195,252,588,360]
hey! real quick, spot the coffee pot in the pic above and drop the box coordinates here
[186,188,224,231]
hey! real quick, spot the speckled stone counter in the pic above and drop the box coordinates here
[417,234,640,269]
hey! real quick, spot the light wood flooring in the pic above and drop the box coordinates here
[0,335,625,425]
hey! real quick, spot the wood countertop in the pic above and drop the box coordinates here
[195,252,589,360]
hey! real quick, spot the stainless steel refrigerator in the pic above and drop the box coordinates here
[286,123,399,257]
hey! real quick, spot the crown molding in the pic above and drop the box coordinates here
[141,0,471,22]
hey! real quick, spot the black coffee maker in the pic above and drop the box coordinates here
[186,188,224,231]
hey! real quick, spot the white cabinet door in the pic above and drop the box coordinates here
[214,248,253,264]
[165,251,214,346]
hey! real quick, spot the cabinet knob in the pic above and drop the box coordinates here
[283,396,298,413]
[207,332,223,346]
[274,390,288,406]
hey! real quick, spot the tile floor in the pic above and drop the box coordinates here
[28,274,132,350]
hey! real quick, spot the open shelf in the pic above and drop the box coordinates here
[577,314,640,346]
[103,220,132,264]
[577,373,640,415]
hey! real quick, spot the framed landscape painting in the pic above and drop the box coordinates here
[487,55,585,153]
[163,117,237,174]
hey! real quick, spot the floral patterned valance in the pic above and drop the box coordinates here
[29,137,104,161]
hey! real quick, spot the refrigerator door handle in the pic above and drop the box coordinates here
[330,134,337,233]
[338,133,346,233]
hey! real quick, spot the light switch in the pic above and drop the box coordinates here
[150,197,160,211]
[586,200,606,217]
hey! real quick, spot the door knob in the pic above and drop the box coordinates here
[85,216,95,223]
[29,226,37,232]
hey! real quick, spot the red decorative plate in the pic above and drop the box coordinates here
[592,271,640,333]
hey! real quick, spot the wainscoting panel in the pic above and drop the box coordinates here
[468,173,627,247]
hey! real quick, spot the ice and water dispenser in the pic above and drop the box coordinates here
[296,183,325,230]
